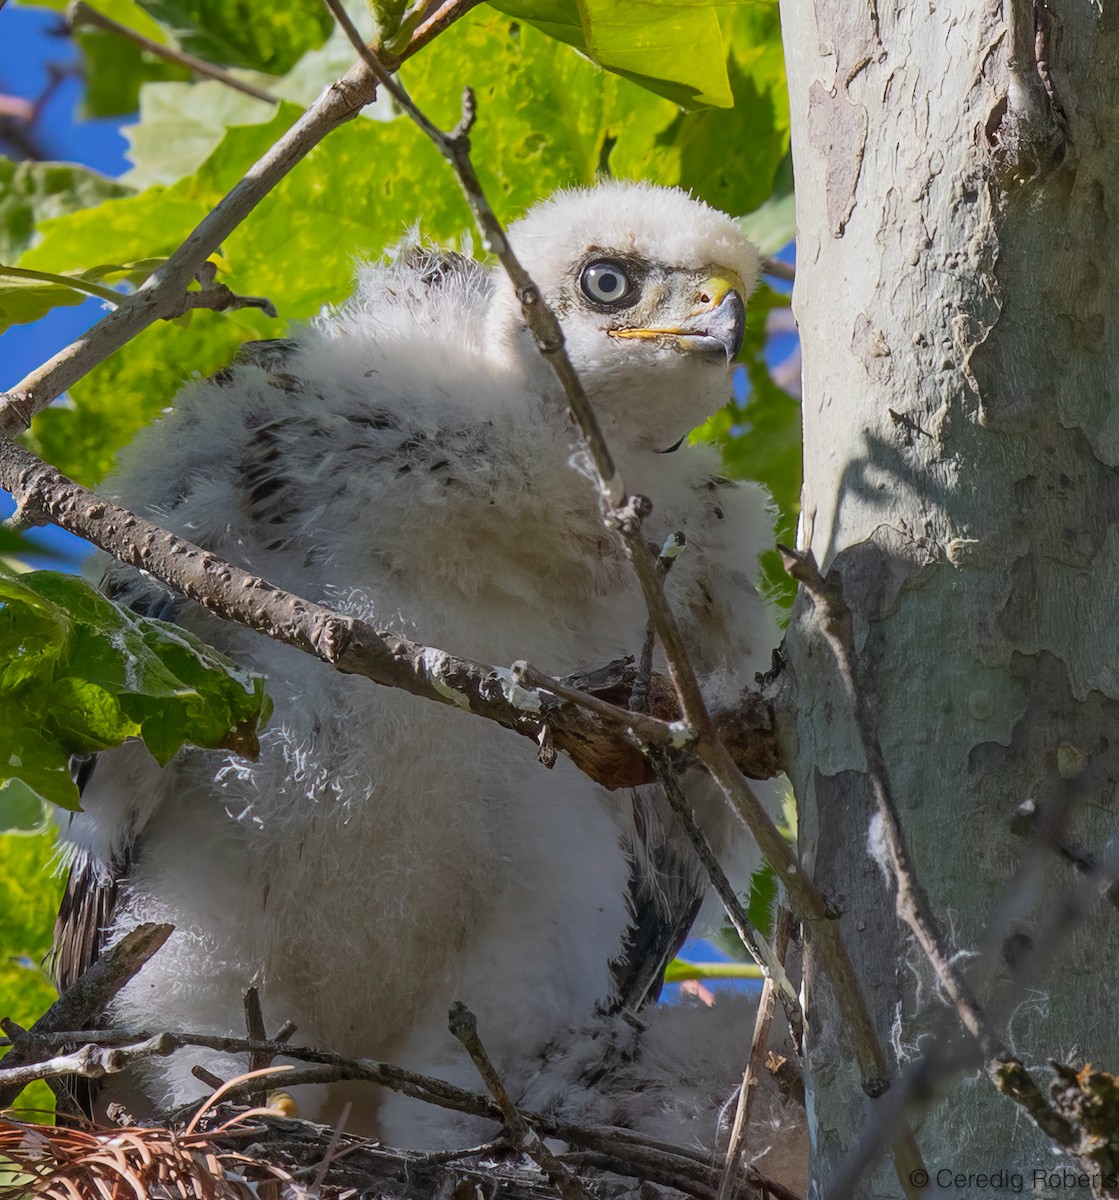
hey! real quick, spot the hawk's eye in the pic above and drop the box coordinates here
[580,260,636,307]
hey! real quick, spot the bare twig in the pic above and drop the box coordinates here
[66,0,279,104]
[2,1023,794,1197]
[0,922,173,1109]
[0,0,483,437]
[761,256,795,283]
[0,441,622,787]
[242,987,269,1107]
[0,1032,180,1091]
[717,907,795,1200]
[514,660,687,750]
[449,1003,591,1200]
[632,532,686,715]
[0,439,782,793]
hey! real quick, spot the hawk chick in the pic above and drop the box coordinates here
[55,181,781,1145]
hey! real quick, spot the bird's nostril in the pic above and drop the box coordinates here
[698,292,711,305]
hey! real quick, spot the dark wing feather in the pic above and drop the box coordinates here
[608,789,706,1013]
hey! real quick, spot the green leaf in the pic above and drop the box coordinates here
[133,0,333,73]
[490,0,733,109]
[0,780,49,834]
[0,261,163,335]
[0,524,66,569]
[29,0,172,42]
[122,80,275,188]
[19,190,210,277]
[737,169,796,255]
[580,0,732,109]
[607,2,790,215]
[746,860,777,941]
[0,566,270,810]
[0,159,132,265]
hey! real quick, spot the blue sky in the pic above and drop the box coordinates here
[2,4,130,565]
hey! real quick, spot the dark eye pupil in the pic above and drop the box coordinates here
[598,273,619,293]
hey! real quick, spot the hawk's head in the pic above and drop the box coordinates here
[500,181,760,452]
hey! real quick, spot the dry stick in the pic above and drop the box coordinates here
[761,256,795,284]
[449,1003,591,1200]
[0,443,778,778]
[0,0,483,437]
[66,0,279,104]
[0,1033,181,1092]
[0,922,173,1109]
[242,987,270,1108]
[0,439,689,793]
[514,660,687,750]
[716,907,795,1200]
[311,15,924,1190]
[3,1023,796,1198]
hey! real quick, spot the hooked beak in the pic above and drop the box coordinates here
[607,273,747,363]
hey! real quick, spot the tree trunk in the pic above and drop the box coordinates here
[778,1,1119,1194]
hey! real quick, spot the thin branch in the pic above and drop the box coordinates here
[0,438,780,794]
[0,0,483,437]
[0,440,607,785]
[514,660,688,750]
[0,1032,180,1090]
[761,255,795,283]
[449,1003,591,1200]
[650,747,803,1047]
[2,1023,795,1197]
[717,907,795,1200]
[66,0,279,105]
[0,922,173,1109]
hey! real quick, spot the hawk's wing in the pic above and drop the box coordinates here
[608,786,708,1013]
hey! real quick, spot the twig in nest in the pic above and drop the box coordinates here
[449,1002,591,1200]
[0,922,173,1110]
